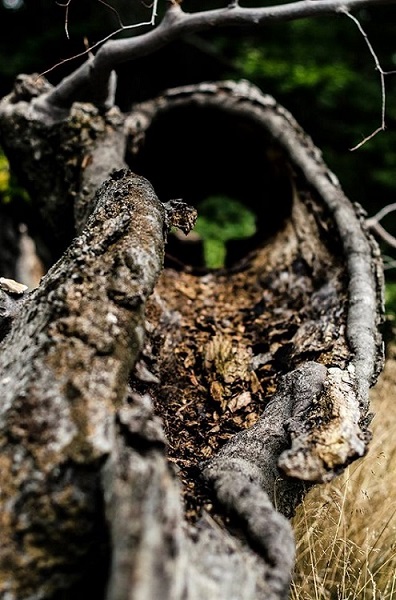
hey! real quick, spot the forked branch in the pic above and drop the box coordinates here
[367,203,396,250]
[42,0,396,110]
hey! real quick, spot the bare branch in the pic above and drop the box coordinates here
[382,255,396,271]
[368,203,396,224]
[349,126,384,151]
[367,203,396,249]
[342,9,396,150]
[41,0,396,110]
[39,19,151,81]
[344,8,386,147]
[44,0,160,81]
[151,0,158,25]
[57,0,72,39]
[367,221,396,249]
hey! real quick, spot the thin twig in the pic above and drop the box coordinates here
[56,0,72,39]
[39,20,153,79]
[366,203,396,249]
[42,0,159,79]
[367,202,396,225]
[382,256,396,271]
[349,127,383,151]
[98,0,125,29]
[341,9,391,151]
[151,0,158,25]
[367,222,396,250]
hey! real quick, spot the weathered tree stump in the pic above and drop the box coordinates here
[0,77,384,600]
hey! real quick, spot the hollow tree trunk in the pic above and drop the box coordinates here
[0,77,384,600]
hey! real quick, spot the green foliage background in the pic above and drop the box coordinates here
[210,5,396,215]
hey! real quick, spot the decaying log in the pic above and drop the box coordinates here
[126,79,383,477]
[0,171,168,597]
[0,77,384,599]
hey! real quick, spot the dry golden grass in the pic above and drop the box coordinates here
[291,344,396,600]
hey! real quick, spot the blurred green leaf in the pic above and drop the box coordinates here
[0,146,29,204]
[0,148,10,201]
[385,281,396,317]
[195,196,256,269]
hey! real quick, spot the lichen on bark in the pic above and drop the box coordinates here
[0,77,384,600]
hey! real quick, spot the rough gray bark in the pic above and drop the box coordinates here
[0,78,384,600]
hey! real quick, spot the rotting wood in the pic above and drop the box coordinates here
[0,77,384,599]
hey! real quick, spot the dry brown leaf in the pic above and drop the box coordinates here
[210,380,224,403]
[228,391,252,413]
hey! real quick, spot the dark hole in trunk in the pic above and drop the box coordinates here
[127,104,294,270]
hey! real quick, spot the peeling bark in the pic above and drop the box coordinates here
[0,78,384,599]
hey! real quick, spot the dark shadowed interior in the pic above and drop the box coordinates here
[127,103,294,269]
